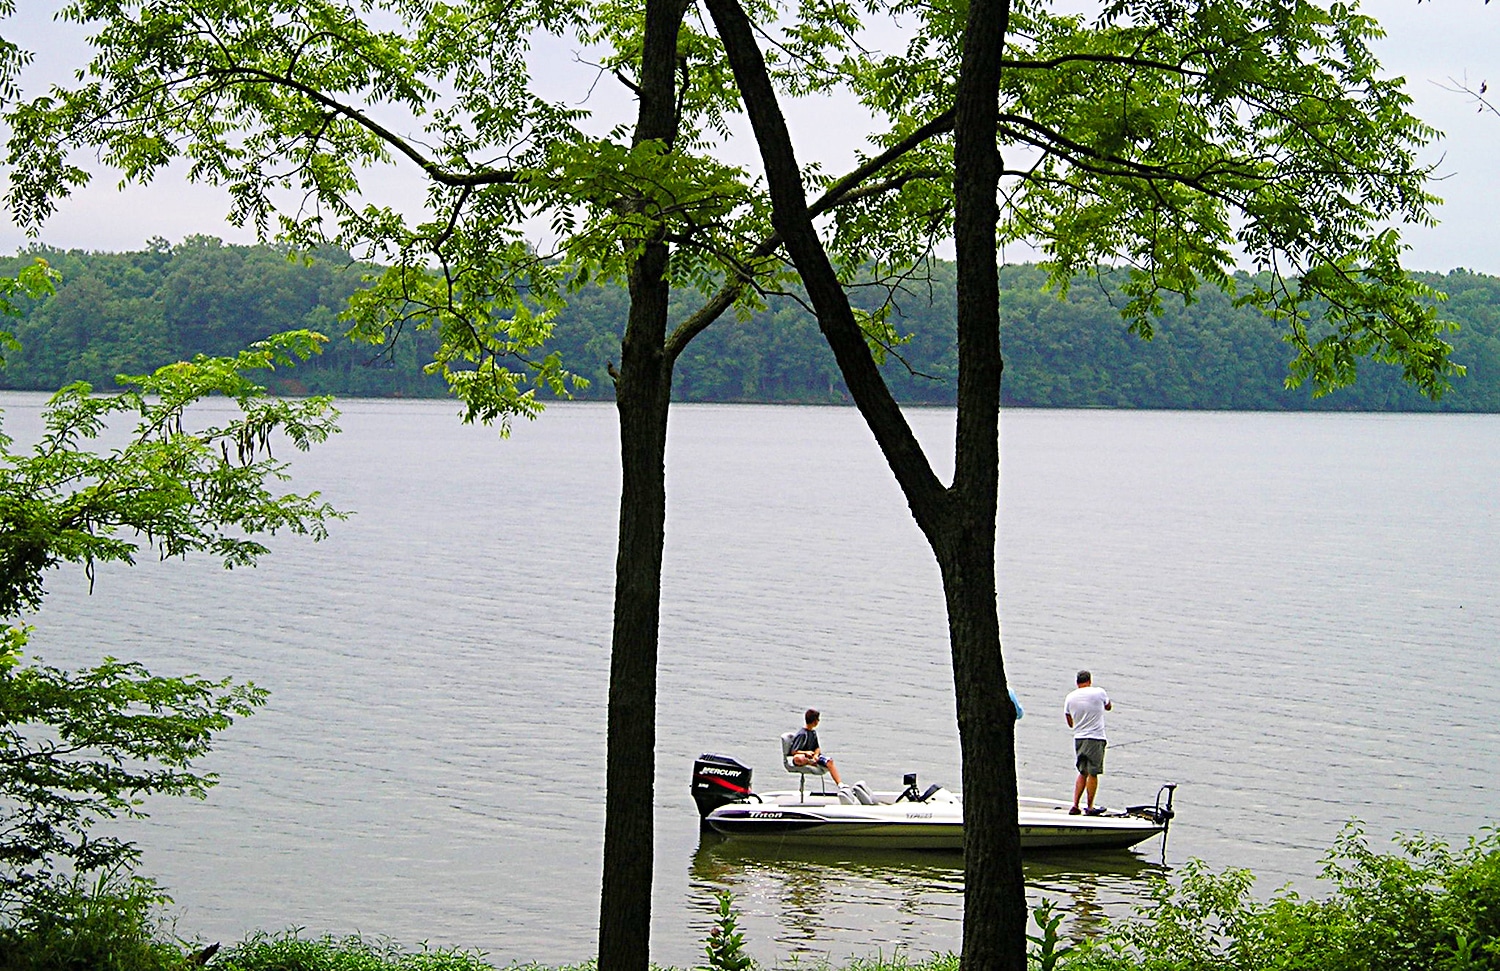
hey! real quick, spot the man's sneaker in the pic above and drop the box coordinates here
[1068,806,1082,815]
[1084,806,1106,816]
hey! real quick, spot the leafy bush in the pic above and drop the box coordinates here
[1062,825,1500,971]
[1,275,341,905]
[0,867,187,971]
[0,265,342,966]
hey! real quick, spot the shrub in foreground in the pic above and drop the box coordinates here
[0,869,186,971]
[1063,825,1500,971]
[1,826,1495,971]
[212,932,501,971]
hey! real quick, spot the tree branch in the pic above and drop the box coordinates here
[703,0,948,523]
[202,66,522,187]
[664,115,954,360]
[1000,52,1205,78]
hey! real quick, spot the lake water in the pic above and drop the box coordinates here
[6,395,1498,967]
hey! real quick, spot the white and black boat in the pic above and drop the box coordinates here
[692,754,1176,852]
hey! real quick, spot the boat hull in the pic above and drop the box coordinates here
[1014,818,1165,851]
[707,806,966,850]
[704,790,1171,852]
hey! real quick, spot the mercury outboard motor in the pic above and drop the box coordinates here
[692,754,753,823]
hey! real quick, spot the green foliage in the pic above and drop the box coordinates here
[0,240,435,398]
[1061,825,1500,971]
[9,0,1460,425]
[990,0,1457,402]
[0,328,344,617]
[214,932,510,971]
[1027,900,1075,971]
[0,265,345,927]
[0,0,767,431]
[701,892,754,971]
[0,258,55,369]
[7,246,1500,412]
[0,867,189,971]
[0,624,268,902]
[0,0,1474,418]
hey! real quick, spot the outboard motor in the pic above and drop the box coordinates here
[692,754,753,823]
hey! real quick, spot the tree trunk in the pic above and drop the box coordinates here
[706,0,1025,967]
[599,290,671,971]
[597,1,688,969]
[946,0,1022,967]
[935,528,1025,971]
[598,245,672,971]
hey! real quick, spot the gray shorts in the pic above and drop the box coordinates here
[1075,738,1107,776]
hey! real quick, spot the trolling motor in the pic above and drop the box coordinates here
[894,772,945,803]
[1126,783,1178,854]
[895,772,922,802]
[1125,782,1177,825]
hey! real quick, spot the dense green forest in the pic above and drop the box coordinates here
[4,237,1499,410]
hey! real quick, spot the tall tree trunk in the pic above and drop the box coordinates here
[936,531,1024,971]
[597,1,688,969]
[706,0,1024,968]
[947,0,1023,967]
[599,251,672,971]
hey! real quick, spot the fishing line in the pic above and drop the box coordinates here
[1106,733,1189,750]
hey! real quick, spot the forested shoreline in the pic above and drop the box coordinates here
[4,237,1498,411]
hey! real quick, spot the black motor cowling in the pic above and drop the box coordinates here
[692,754,753,820]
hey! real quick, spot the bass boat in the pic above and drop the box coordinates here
[692,754,1176,852]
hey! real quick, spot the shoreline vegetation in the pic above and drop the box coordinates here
[3,239,1499,413]
[2,825,1494,971]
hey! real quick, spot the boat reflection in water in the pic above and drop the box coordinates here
[1023,850,1165,939]
[688,834,1165,961]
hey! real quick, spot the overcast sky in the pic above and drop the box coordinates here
[2,1,1496,273]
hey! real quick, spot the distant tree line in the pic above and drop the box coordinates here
[4,238,1498,411]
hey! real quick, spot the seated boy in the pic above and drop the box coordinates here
[789,708,842,785]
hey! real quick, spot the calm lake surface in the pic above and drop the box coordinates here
[6,395,1498,966]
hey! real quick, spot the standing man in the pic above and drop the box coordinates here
[1063,670,1111,816]
[789,708,843,786]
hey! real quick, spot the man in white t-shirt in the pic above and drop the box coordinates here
[1063,670,1112,816]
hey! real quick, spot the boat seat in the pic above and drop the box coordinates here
[781,730,829,799]
[849,781,877,805]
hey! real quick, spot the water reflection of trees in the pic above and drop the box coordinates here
[688,835,1166,959]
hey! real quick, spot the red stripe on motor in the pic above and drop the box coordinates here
[701,776,748,793]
